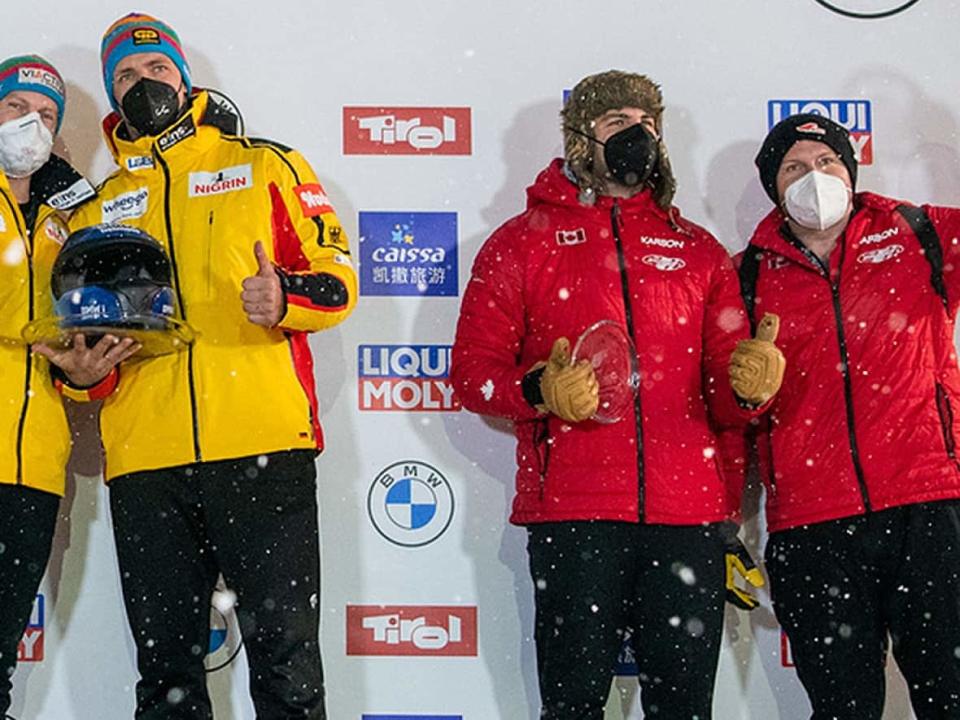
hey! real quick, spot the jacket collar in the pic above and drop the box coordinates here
[103,90,222,167]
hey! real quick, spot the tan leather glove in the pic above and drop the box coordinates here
[539,337,599,423]
[729,313,785,405]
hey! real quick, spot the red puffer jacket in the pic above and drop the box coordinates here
[451,159,754,526]
[734,192,960,532]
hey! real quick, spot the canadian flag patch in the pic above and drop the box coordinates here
[555,228,587,246]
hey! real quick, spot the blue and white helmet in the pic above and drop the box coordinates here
[52,223,177,331]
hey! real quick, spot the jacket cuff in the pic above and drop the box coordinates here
[52,365,119,402]
[522,367,546,408]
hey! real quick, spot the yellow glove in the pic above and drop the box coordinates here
[730,313,785,405]
[725,537,765,611]
[539,337,599,423]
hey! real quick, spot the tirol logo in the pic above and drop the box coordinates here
[768,100,873,164]
[346,605,477,656]
[344,107,472,155]
[359,211,458,296]
[813,0,920,19]
[363,716,463,720]
[205,586,243,673]
[18,67,64,96]
[367,460,455,547]
[18,594,44,662]
[189,164,253,198]
[358,345,460,412]
[102,186,148,223]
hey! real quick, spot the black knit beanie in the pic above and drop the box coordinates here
[755,113,858,203]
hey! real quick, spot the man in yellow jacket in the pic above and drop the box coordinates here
[41,13,357,719]
[0,54,98,717]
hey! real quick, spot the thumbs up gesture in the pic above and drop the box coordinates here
[729,313,785,405]
[539,337,600,423]
[241,241,285,327]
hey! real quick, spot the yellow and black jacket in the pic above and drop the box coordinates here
[0,156,95,495]
[67,90,357,481]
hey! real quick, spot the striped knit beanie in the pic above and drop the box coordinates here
[0,55,66,132]
[101,12,191,110]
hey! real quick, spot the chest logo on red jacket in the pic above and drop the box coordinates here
[640,236,685,250]
[555,228,586,246]
[642,254,686,272]
[857,244,904,264]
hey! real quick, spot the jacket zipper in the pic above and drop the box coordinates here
[534,417,551,501]
[788,231,871,512]
[155,148,202,462]
[611,202,646,520]
[5,193,31,485]
[935,382,960,471]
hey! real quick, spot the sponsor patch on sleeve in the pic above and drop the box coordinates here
[295,183,334,217]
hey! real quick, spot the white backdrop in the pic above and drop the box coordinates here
[4,1,959,718]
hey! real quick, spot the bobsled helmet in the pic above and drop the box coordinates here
[51,223,177,330]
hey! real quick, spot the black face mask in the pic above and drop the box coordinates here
[120,78,183,137]
[600,123,659,187]
[568,122,660,187]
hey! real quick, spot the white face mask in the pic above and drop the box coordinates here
[0,111,54,179]
[783,170,851,231]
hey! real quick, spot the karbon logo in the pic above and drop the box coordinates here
[813,0,920,19]
[347,605,477,656]
[367,460,455,547]
[344,107,472,155]
[18,595,44,662]
[768,100,874,164]
[358,344,459,412]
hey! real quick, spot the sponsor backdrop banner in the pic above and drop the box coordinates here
[4,0,955,717]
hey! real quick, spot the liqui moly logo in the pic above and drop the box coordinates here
[767,100,874,164]
[18,595,44,662]
[358,345,460,412]
[343,107,472,155]
[346,605,478,656]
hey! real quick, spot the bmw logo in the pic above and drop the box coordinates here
[813,0,920,18]
[205,586,243,673]
[367,460,455,547]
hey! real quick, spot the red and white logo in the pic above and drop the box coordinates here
[780,630,795,668]
[295,183,333,217]
[555,228,587,246]
[346,604,477,656]
[795,121,827,135]
[642,254,686,272]
[343,107,472,155]
[188,164,253,198]
[857,244,904,264]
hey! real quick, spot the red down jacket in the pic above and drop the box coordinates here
[734,192,960,532]
[451,159,754,525]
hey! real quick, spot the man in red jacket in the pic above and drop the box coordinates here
[741,113,960,718]
[451,70,783,719]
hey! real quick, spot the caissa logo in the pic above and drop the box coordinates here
[813,0,920,18]
[368,460,455,547]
